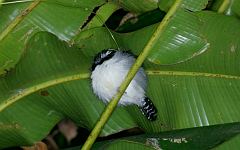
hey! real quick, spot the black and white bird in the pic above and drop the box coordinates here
[91,49,157,121]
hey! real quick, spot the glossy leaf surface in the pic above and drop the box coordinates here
[0,32,136,148]
[67,122,240,150]
[0,0,105,74]
[1,0,240,149]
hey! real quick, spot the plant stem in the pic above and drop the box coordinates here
[0,0,40,42]
[218,0,230,13]
[0,0,3,7]
[81,0,183,149]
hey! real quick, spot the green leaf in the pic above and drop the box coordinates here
[129,11,240,133]
[0,0,105,74]
[76,9,210,65]
[214,134,240,150]
[76,1,212,65]
[75,10,240,133]
[67,122,240,150]
[83,2,120,30]
[159,0,208,12]
[1,1,240,149]
[112,0,158,13]
[123,9,210,64]
[0,32,136,149]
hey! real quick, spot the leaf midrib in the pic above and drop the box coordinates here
[146,70,240,79]
[0,0,41,42]
[1,70,239,112]
[0,73,89,112]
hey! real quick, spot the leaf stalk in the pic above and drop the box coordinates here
[0,0,40,42]
[218,0,230,13]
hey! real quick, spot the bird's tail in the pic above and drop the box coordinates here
[139,97,157,121]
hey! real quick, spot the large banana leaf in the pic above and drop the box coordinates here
[75,10,240,148]
[111,0,158,13]
[0,32,138,148]
[75,9,240,126]
[67,122,240,150]
[0,0,212,75]
[158,0,208,12]
[0,0,112,75]
[111,0,209,13]
[77,1,210,65]
[1,0,240,149]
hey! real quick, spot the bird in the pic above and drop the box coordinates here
[90,49,157,121]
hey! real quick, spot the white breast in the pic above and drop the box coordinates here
[91,51,147,106]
